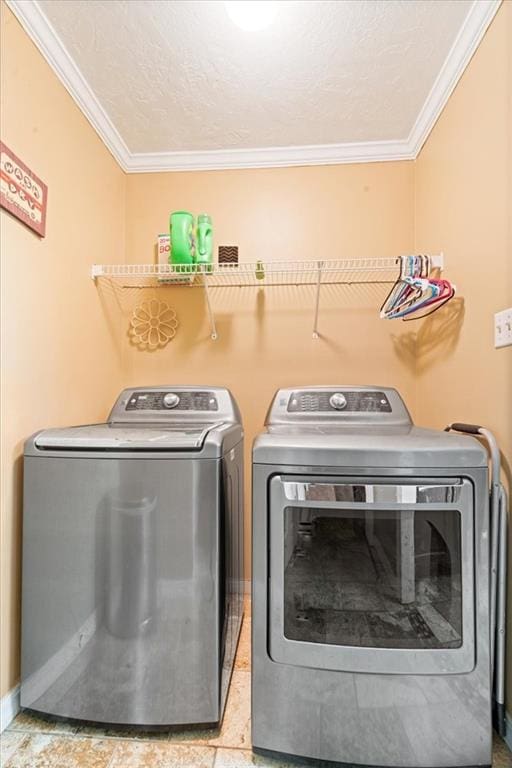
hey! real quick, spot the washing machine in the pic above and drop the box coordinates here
[21,386,244,728]
[252,386,491,767]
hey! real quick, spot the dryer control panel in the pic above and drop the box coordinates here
[265,386,412,427]
[287,390,391,413]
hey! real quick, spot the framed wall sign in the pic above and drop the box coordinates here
[0,141,48,237]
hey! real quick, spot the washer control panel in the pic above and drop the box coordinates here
[109,387,240,424]
[287,390,392,413]
[125,391,219,412]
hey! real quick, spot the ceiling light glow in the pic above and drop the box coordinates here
[225,1,278,32]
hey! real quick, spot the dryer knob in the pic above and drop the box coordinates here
[163,393,180,409]
[330,393,347,410]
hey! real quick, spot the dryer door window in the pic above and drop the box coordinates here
[269,477,475,675]
[283,508,462,650]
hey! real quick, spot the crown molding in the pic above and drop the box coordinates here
[407,0,501,156]
[5,0,131,169]
[124,140,414,173]
[5,0,502,173]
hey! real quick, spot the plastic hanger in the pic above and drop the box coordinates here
[380,256,428,318]
[400,279,455,321]
[380,255,455,321]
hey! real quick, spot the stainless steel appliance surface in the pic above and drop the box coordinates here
[21,386,244,728]
[252,386,490,768]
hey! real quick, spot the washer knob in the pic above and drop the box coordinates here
[330,392,347,410]
[163,393,180,409]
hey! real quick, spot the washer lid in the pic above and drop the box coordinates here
[34,422,222,451]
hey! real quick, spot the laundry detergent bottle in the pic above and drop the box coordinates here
[170,211,195,270]
[196,213,213,271]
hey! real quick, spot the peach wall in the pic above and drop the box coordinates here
[0,3,126,697]
[123,162,416,578]
[415,1,512,707]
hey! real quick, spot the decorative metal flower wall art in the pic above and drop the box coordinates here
[130,299,178,350]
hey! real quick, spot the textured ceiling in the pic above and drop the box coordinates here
[37,0,473,154]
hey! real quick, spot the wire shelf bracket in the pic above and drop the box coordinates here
[202,278,218,340]
[312,260,323,339]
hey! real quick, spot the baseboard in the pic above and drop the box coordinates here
[504,711,512,753]
[0,684,20,732]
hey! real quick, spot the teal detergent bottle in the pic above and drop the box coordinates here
[196,214,213,272]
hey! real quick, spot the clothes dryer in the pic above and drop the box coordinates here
[252,386,490,767]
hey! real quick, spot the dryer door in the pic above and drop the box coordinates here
[268,476,475,675]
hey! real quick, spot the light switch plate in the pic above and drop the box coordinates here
[494,308,512,348]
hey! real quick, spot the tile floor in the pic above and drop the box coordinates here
[1,601,511,767]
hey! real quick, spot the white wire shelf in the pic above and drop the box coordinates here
[91,258,414,288]
[91,255,444,340]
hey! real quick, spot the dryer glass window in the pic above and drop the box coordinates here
[283,507,462,649]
